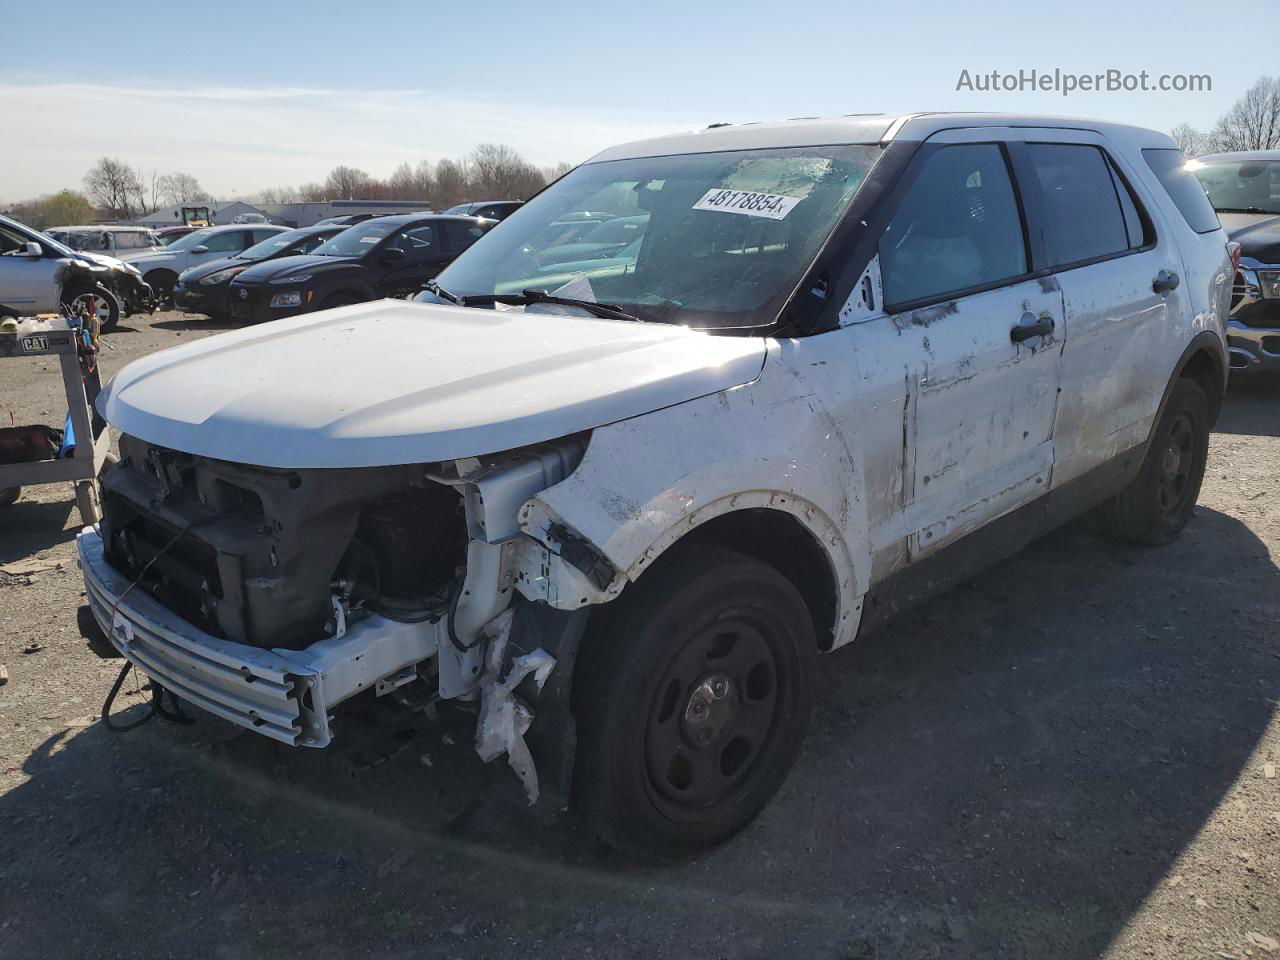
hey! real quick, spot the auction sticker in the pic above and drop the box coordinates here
[693,188,802,220]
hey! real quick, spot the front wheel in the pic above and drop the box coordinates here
[574,544,816,862]
[1098,378,1210,545]
[62,285,121,333]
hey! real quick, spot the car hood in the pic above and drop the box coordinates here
[1219,212,1280,263]
[181,255,247,283]
[128,250,185,272]
[235,253,353,283]
[97,300,768,468]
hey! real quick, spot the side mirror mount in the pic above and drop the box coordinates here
[191,244,209,254]
[22,241,42,257]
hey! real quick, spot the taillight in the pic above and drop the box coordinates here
[1227,241,1242,276]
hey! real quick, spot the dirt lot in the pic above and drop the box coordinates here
[1,310,1278,960]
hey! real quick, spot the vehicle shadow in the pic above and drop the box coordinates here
[0,495,78,563]
[150,315,240,332]
[0,508,1275,959]
[1216,375,1280,437]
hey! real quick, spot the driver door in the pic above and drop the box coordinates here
[375,224,452,296]
[0,229,61,312]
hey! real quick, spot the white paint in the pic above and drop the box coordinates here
[474,609,557,803]
[96,300,767,468]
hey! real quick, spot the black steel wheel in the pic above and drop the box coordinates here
[1099,378,1209,545]
[575,544,816,862]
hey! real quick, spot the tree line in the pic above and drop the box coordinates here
[1171,75,1280,156]
[1,143,571,229]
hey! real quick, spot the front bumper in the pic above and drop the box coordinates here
[1227,319,1280,373]
[229,283,310,324]
[77,527,438,747]
[1227,260,1280,373]
[173,282,228,316]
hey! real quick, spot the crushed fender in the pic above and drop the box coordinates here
[474,608,557,803]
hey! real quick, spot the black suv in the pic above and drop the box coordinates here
[1189,150,1280,373]
[173,224,346,318]
[228,214,492,323]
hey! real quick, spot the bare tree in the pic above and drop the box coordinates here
[160,172,207,205]
[324,165,373,199]
[542,161,574,183]
[253,185,300,205]
[297,182,328,203]
[83,157,143,220]
[388,160,434,201]
[1170,123,1213,158]
[1211,76,1280,151]
[432,158,470,209]
[469,143,545,199]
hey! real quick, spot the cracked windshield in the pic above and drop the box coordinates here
[432,144,880,328]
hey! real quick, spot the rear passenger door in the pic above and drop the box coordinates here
[1013,136,1187,489]
[868,137,1065,562]
[375,224,450,296]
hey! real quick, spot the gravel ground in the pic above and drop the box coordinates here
[1,310,1278,960]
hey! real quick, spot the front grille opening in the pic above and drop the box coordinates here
[102,491,225,636]
[339,485,467,621]
[215,480,265,523]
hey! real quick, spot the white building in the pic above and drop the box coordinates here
[135,200,272,227]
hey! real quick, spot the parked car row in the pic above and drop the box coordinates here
[172,213,495,322]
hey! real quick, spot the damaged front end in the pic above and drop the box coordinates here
[79,432,599,803]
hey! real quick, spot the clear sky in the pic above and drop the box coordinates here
[0,0,1256,201]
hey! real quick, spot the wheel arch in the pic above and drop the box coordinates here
[1174,332,1227,426]
[527,492,856,654]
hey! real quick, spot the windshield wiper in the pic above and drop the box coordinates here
[422,278,462,304]
[460,288,638,322]
[1216,206,1276,214]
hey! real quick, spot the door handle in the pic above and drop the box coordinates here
[1152,269,1180,294]
[1010,313,1054,343]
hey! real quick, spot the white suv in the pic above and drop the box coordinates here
[77,114,1232,861]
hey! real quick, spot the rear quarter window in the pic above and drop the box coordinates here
[1142,148,1222,234]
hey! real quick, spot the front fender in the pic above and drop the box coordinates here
[519,359,871,648]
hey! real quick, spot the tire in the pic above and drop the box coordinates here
[574,544,817,862]
[62,285,121,333]
[0,486,18,507]
[143,270,177,305]
[1099,378,1209,546]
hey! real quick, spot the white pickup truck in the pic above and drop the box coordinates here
[78,113,1232,862]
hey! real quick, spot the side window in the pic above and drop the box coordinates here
[201,231,247,253]
[879,143,1027,308]
[443,221,487,252]
[116,231,150,249]
[391,225,436,259]
[1143,148,1222,234]
[1108,160,1150,249]
[250,229,279,245]
[1026,143,1134,267]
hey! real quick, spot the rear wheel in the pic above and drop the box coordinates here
[62,285,121,333]
[1099,378,1209,545]
[574,544,816,862]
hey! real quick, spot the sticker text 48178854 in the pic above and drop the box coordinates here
[692,188,803,221]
